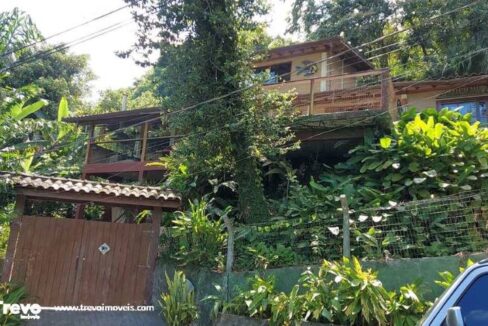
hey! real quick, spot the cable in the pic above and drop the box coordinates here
[2,1,486,174]
[0,4,130,59]
[1,20,133,73]
[4,36,486,173]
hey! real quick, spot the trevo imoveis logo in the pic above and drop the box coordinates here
[0,301,42,320]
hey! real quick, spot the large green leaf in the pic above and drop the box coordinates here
[11,99,48,120]
[57,96,69,121]
[57,97,70,140]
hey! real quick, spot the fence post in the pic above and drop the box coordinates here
[340,194,351,258]
[222,215,234,301]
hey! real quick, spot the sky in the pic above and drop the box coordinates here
[0,0,294,102]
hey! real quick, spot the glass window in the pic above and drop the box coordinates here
[439,101,488,125]
[255,62,292,85]
[455,274,488,325]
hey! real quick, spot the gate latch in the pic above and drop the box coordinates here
[98,243,110,255]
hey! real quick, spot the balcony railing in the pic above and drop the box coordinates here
[264,69,398,119]
[86,135,178,166]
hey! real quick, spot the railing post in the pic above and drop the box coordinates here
[380,70,389,112]
[309,79,315,116]
[340,194,351,258]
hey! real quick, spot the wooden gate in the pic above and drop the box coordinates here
[3,216,158,306]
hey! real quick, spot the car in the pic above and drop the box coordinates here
[419,258,488,326]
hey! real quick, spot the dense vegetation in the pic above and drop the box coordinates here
[207,257,430,326]
[161,109,488,272]
[289,0,488,79]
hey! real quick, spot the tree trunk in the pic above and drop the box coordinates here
[231,131,269,223]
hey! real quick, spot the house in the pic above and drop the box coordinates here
[64,38,488,183]
[396,75,488,124]
[65,37,398,182]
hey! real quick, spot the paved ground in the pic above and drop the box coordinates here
[26,311,165,326]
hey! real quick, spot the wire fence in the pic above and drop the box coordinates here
[231,189,488,271]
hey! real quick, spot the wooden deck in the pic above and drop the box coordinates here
[264,69,397,119]
[79,69,397,179]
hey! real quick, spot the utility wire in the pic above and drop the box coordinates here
[0,4,130,59]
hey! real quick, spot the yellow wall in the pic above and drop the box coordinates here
[403,90,443,111]
[258,52,360,95]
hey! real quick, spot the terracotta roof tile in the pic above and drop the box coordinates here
[0,172,181,202]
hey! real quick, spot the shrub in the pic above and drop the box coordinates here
[236,242,299,270]
[166,200,226,269]
[160,271,198,326]
[209,257,430,325]
[0,282,26,325]
[435,259,474,289]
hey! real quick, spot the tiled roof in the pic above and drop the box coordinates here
[0,172,181,202]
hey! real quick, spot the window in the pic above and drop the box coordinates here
[255,62,292,85]
[439,100,488,124]
[452,274,488,325]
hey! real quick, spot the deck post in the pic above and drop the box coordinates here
[309,78,315,115]
[139,122,149,182]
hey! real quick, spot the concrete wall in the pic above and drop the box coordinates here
[403,90,443,112]
[153,254,487,325]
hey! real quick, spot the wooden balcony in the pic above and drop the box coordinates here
[264,69,398,121]
[82,121,180,182]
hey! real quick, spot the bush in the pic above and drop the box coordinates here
[210,257,430,325]
[279,109,488,217]
[0,282,26,325]
[160,271,198,326]
[165,200,226,269]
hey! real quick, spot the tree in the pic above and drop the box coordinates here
[0,8,42,67]
[288,0,394,67]
[123,0,297,222]
[3,45,94,119]
[288,0,488,79]
[0,8,94,119]
[81,69,162,115]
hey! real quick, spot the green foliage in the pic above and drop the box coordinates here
[165,200,226,270]
[288,0,488,78]
[0,8,41,67]
[211,257,430,325]
[125,0,298,223]
[0,282,27,325]
[281,109,488,212]
[355,227,399,260]
[435,259,475,289]
[223,275,276,320]
[241,242,299,270]
[160,271,198,326]
[3,45,94,120]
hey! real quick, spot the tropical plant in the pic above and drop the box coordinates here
[223,275,276,320]
[355,227,400,260]
[242,242,298,270]
[435,259,475,289]
[208,257,431,325]
[166,200,226,269]
[387,282,431,326]
[160,271,198,326]
[0,282,26,325]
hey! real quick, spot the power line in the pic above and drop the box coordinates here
[0,4,130,59]
[1,0,484,175]
[1,20,133,73]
